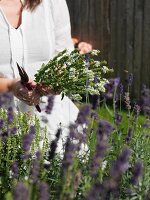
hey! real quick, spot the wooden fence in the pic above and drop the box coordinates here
[66,0,150,98]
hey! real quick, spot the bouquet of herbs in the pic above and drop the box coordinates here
[34,49,112,100]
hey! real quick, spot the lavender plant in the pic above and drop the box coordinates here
[34,49,112,101]
[0,93,49,199]
[0,70,150,200]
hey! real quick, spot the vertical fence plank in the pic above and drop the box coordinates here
[110,0,118,69]
[101,0,111,60]
[142,0,150,88]
[94,0,103,50]
[126,0,134,74]
[133,0,144,98]
[79,0,90,42]
[116,0,127,78]
[88,0,99,47]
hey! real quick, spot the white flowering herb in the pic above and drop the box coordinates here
[34,49,113,100]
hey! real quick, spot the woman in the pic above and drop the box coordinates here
[0,0,92,151]
[0,78,19,93]
[0,0,81,151]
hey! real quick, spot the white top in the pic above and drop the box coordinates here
[0,0,74,79]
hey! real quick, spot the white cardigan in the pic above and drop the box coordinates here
[0,0,73,79]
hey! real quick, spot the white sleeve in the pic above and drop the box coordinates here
[51,0,74,53]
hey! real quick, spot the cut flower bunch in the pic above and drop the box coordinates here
[34,49,112,100]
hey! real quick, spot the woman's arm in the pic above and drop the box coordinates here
[52,0,74,53]
[0,78,40,106]
[0,78,15,92]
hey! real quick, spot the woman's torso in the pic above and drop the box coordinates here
[0,0,55,79]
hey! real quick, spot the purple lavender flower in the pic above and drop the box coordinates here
[55,128,62,139]
[62,138,78,170]
[91,112,98,121]
[22,134,34,152]
[0,92,13,107]
[102,148,131,198]
[69,130,78,140]
[133,104,141,118]
[104,80,114,96]
[114,112,123,126]
[85,53,90,92]
[142,119,150,128]
[0,94,6,107]
[85,53,89,62]
[0,119,4,129]
[90,120,114,176]
[105,78,120,90]
[29,125,36,135]
[126,188,133,197]
[39,182,49,200]
[20,154,31,160]
[94,75,98,84]
[76,105,91,125]
[69,124,79,140]
[85,183,103,200]
[110,148,130,178]
[124,92,131,110]
[14,182,29,200]
[9,127,17,135]
[7,106,14,124]
[45,95,54,114]
[125,127,134,144]
[69,123,87,144]
[1,131,8,142]
[36,151,41,160]
[30,159,40,183]
[79,131,87,143]
[104,78,120,99]
[41,115,48,123]
[113,77,120,87]
[48,140,58,160]
[118,83,124,94]
[11,161,19,178]
[131,161,143,185]
[91,94,100,110]
[103,179,119,198]
[90,141,108,177]
[48,128,62,160]
[125,73,133,86]
[140,85,150,117]
[3,92,13,99]
[97,120,114,137]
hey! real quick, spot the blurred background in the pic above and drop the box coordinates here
[66,0,150,99]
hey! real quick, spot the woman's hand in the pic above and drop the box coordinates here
[78,42,92,54]
[10,79,41,106]
[72,38,93,54]
[35,83,60,96]
[10,79,60,105]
